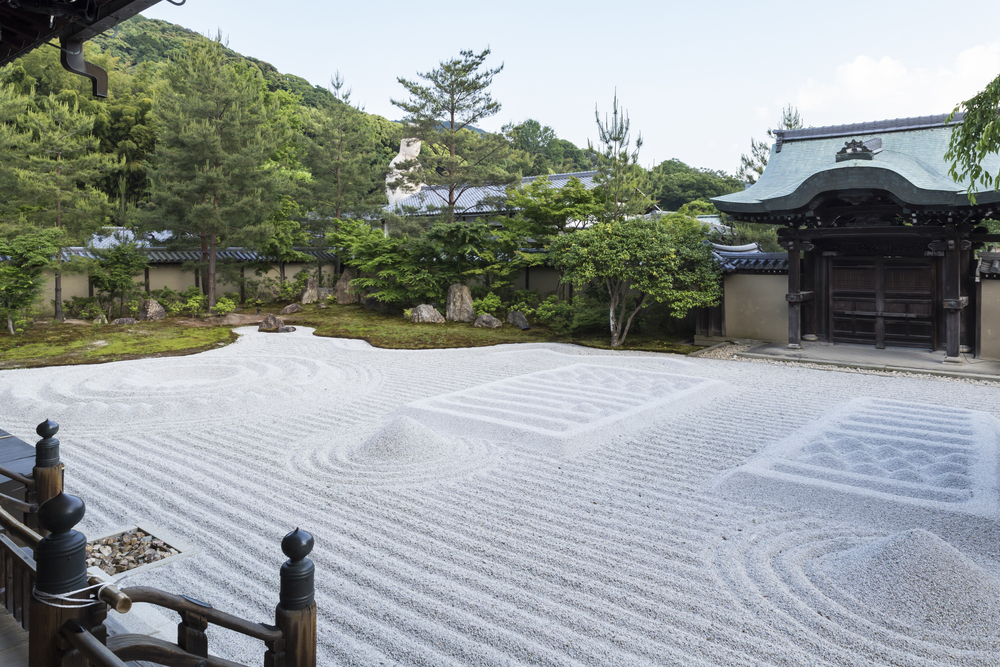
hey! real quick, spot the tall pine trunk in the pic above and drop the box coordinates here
[199,233,209,296]
[208,232,217,308]
[54,157,64,322]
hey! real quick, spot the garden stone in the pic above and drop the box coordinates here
[92,314,107,325]
[317,287,332,300]
[137,299,166,321]
[112,318,138,325]
[410,304,445,323]
[446,284,475,322]
[507,311,530,329]
[335,268,360,304]
[259,313,284,331]
[277,326,297,333]
[280,303,303,315]
[317,303,327,309]
[300,277,318,304]
[474,313,502,329]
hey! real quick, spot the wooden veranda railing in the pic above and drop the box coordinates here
[0,421,317,667]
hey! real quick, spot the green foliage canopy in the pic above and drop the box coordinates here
[946,73,1000,202]
[548,215,721,347]
[0,227,63,334]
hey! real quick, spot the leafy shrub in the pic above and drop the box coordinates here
[530,295,606,336]
[506,289,539,315]
[473,292,503,317]
[63,296,104,320]
[213,297,238,316]
[182,286,207,315]
[278,271,310,302]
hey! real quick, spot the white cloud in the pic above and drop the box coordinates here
[784,44,1000,125]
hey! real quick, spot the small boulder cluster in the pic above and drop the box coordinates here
[86,528,178,575]
[406,284,530,330]
[259,313,296,333]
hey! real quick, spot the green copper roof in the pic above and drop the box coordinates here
[713,114,1000,216]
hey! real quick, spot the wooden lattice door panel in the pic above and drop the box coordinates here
[831,259,878,344]
[829,258,935,349]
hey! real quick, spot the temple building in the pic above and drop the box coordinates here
[710,114,1000,362]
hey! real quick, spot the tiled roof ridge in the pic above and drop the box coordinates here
[775,112,965,144]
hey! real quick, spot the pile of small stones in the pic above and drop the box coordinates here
[86,529,178,575]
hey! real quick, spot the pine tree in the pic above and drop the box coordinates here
[17,94,118,321]
[0,82,33,237]
[148,34,290,307]
[589,94,653,223]
[391,48,516,224]
[303,73,378,223]
[738,105,803,185]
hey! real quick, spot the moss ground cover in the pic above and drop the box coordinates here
[284,303,699,354]
[0,303,698,369]
[0,320,236,369]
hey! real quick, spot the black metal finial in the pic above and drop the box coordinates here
[36,418,59,439]
[35,418,60,468]
[279,528,315,611]
[35,492,88,594]
[38,492,85,534]
[281,528,314,562]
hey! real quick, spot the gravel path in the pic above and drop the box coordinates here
[2,327,1000,666]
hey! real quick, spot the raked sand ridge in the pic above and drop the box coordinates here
[2,326,1000,666]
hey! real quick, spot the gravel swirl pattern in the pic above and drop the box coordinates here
[3,329,1000,666]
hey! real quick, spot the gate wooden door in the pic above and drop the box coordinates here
[830,258,935,349]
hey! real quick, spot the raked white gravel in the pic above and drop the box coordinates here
[2,325,1000,666]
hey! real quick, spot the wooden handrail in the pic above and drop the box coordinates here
[107,633,249,667]
[0,503,42,547]
[0,490,37,515]
[0,504,131,613]
[0,463,33,488]
[62,620,129,667]
[122,586,283,642]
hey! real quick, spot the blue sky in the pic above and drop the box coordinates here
[144,1,1000,175]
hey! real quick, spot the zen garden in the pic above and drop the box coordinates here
[4,2,1000,666]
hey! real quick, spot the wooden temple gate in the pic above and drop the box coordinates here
[781,225,982,359]
[0,420,317,667]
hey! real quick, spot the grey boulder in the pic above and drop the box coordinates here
[409,304,445,323]
[300,277,318,304]
[137,299,166,321]
[280,303,303,315]
[474,313,503,328]
[335,268,359,304]
[507,311,530,329]
[445,284,475,322]
[276,326,297,333]
[258,313,284,331]
[112,318,138,325]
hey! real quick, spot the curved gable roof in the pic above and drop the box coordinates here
[713,114,1000,216]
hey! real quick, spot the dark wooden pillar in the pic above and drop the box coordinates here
[30,492,107,667]
[29,419,64,535]
[144,267,150,294]
[802,248,817,341]
[943,239,963,360]
[787,239,801,348]
[267,528,317,667]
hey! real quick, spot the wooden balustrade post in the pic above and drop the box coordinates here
[266,529,316,667]
[29,420,64,535]
[29,492,107,667]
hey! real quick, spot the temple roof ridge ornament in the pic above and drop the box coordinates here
[836,138,883,162]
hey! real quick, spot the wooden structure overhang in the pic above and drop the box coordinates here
[0,0,165,97]
[712,113,1000,359]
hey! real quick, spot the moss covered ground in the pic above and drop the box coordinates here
[285,303,701,354]
[0,303,699,369]
[0,320,236,369]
